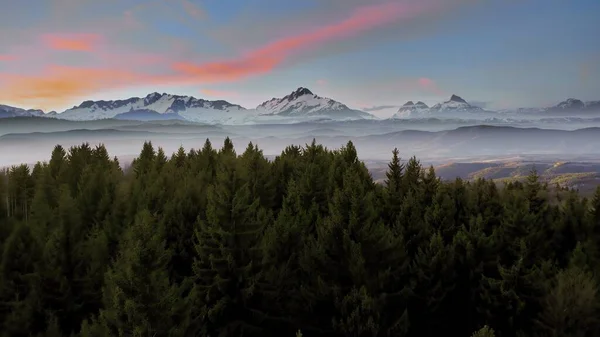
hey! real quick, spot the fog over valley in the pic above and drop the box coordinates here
[3,89,600,193]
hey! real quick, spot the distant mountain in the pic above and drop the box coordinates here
[544,98,600,114]
[4,90,600,124]
[399,101,429,112]
[429,95,484,113]
[3,88,374,124]
[555,98,585,110]
[56,92,248,123]
[391,95,485,119]
[0,104,45,118]
[392,101,429,118]
[256,87,374,120]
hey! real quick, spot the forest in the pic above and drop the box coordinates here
[0,138,599,337]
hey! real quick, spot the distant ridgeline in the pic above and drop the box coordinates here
[0,139,599,337]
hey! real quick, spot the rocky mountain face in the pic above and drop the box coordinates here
[256,87,374,120]
[57,92,247,122]
[0,104,45,118]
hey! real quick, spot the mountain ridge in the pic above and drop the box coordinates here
[256,87,374,120]
[3,90,600,124]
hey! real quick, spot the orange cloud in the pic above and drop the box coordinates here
[172,56,281,82]
[0,65,149,108]
[0,1,439,110]
[41,33,103,52]
[200,88,238,97]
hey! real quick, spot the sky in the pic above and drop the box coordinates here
[0,0,599,117]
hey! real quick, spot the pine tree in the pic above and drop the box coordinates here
[407,232,455,337]
[48,145,67,182]
[29,168,56,241]
[132,141,155,178]
[97,209,183,336]
[382,148,405,227]
[258,179,319,335]
[303,168,410,336]
[535,265,599,337]
[189,148,265,336]
[0,222,43,336]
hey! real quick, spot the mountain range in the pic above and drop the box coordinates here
[1,87,599,124]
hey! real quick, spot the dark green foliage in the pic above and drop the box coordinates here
[1,140,599,337]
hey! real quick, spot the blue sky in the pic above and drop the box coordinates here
[0,0,598,116]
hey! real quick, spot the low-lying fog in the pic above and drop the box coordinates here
[2,117,600,168]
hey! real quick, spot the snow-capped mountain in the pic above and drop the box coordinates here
[555,98,584,110]
[544,98,600,114]
[0,104,45,118]
[391,95,487,119]
[429,95,484,113]
[392,101,429,118]
[56,92,249,123]
[256,87,374,120]
[4,89,600,124]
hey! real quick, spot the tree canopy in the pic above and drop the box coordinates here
[0,139,599,337]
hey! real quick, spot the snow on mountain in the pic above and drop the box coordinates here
[429,95,484,113]
[392,101,429,118]
[540,98,600,115]
[0,104,45,118]
[55,92,249,123]
[555,98,584,110]
[256,87,375,120]
[390,95,487,119]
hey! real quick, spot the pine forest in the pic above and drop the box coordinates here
[0,138,599,337]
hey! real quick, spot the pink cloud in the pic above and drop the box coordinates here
[417,77,444,94]
[171,1,434,82]
[0,1,443,110]
[41,33,104,52]
[316,79,328,85]
[0,55,15,61]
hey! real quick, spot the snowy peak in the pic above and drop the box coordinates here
[554,98,585,110]
[256,87,374,120]
[59,93,246,121]
[430,95,483,112]
[0,104,45,118]
[392,100,430,118]
[449,94,468,104]
[397,101,429,113]
[545,98,600,113]
[288,87,314,100]
[392,95,484,119]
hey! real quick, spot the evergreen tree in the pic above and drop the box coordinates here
[0,223,43,336]
[189,145,265,336]
[97,209,183,336]
[382,148,404,227]
[535,265,599,337]
[0,139,599,337]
